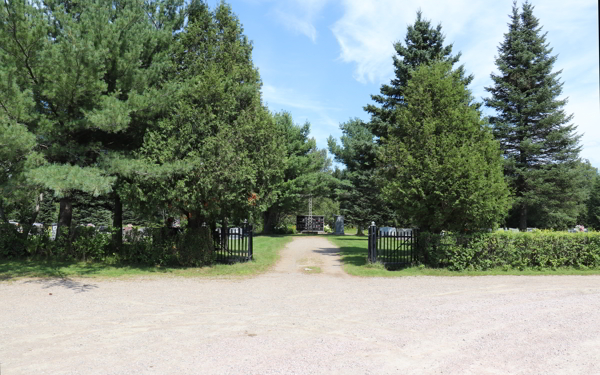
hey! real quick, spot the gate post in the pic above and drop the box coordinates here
[368,221,377,263]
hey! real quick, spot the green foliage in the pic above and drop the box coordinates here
[380,61,511,232]
[262,112,336,233]
[328,119,396,232]
[0,235,294,279]
[419,231,600,271]
[588,173,600,230]
[365,10,472,139]
[0,224,27,258]
[119,228,213,267]
[128,2,285,227]
[484,1,584,229]
[0,0,184,236]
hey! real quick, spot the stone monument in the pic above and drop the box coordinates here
[334,215,344,235]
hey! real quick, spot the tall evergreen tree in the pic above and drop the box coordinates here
[380,62,511,233]
[123,1,285,231]
[328,119,395,234]
[0,0,183,239]
[262,112,335,234]
[485,1,583,230]
[365,10,472,139]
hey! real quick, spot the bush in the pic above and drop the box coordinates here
[119,227,214,267]
[418,231,600,271]
[0,223,27,258]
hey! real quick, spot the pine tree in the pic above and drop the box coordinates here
[0,0,183,239]
[484,1,583,230]
[365,10,472,139]
[380,62,511,233]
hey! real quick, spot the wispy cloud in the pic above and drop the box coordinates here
[262,84,341,152]
[270,0,331,43]
[273,9,318,42]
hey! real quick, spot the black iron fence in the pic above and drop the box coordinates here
[213,222,253,264]
[368,223,419,268]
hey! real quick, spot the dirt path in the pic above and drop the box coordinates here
[271,235,347,276]
[1,236,600,374]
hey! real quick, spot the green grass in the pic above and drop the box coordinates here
[328,234,600,277]
[0,235,294,280]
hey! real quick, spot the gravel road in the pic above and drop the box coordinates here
[1,236,600,374]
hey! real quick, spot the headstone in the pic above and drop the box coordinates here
[334,215,344,235]
[379,227,395,236]
[51,223,58,240]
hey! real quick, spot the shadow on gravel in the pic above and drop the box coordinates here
[23,278,99,293]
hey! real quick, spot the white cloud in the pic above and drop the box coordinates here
[270,0,331,43]
[274,9,317,42]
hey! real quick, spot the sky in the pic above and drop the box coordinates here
[225,0,600,169]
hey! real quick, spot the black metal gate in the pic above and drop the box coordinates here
[368,223,419,268]
[214,222,253,264]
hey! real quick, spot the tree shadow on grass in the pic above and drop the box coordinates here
[336,246,369,267]
[314,245,368,267]
[0,259,173,283]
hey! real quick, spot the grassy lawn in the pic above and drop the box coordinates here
[328,235,600,277]
[0,235,293,280]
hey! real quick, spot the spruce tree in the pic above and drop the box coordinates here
[485,1,583,230]
[365,10,472,139]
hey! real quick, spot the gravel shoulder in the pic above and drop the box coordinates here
[2,235,600,374]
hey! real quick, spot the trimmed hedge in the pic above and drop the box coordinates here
[0,226,214,267]
[419,231,600,271]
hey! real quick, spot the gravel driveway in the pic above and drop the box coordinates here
[2,236,600,374]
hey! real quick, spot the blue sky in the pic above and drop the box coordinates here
[226,0,599,169]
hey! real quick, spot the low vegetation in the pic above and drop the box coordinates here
[328,233,600,277]
[0,235,293,280]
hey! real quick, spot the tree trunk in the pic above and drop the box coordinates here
[519,203,528,231]
[56,196,73,240]
[356,224,364,236]
[21,192,43,239]
[0,198,7,223]
[112,193,123,250]
[262,208,278,234]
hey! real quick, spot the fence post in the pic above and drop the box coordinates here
[368,221,377,263]
[248,221,253,260]
[367,225,372,262]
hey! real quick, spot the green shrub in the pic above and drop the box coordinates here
[0,223,27,258]
[119,227,214,267]
[418,231,600,271]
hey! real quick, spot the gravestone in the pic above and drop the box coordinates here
[50,223,58,240]
[334,215,344,235]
